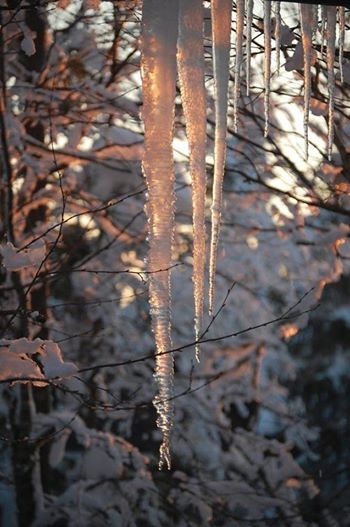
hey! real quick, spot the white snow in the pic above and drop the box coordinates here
[0,240,45,271]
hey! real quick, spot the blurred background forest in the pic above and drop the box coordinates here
[1,1,350,525]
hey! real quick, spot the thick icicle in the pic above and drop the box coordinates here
[141,0,179,470]
[177,0,207,361]
[326,6,336,161]
[274,1,281,74]
[209,0,232,315]
[300,4,314,159]
[263,0,272,137]
[245,0,253,96]
[338,7,345,84]
[233,0,245,132]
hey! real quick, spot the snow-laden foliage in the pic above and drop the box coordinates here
[0,338,77,382]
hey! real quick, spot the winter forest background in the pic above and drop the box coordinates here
[1,0,350,525]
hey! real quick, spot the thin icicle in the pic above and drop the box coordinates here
[141,0,179,470]
[177,0,207,361]
[233,0,244,132]
[312,4,318,39]
[320,5,326,58]
[209,0,232,315]
[263,0,272,137]
[326,6,336,161]
[274,1,281,74]
[245,0,253,96]
[338,7,345,85]
[300,4,314,160]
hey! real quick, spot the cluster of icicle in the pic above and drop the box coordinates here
[141,0,346,469]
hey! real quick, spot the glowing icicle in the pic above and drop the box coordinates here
[209,0,232,315]
[338,7,345,85]
[233,0,244,132]
[300,4,314,160]
[263,0,272,137]
[274,1,281,74]
[246,0,253,96]
[141,0,179,470]
[326,6,336,161]
[177,0,207,361]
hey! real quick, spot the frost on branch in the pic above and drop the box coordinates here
[141,0,179,469]
[177,0,207,360]
[0,338,77,384]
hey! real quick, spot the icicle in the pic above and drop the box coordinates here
[338,7,345,85]
[312,4,318,39]
[141,0,179,470]
[300,4,314,160]
[274,1,281,74]
[177,0,207,361]
[209,0,232,315]
[326,6,336,161]
[263,0,272,137]
[245,0,253,96]
[320,5,326,58]
[233,0,244,132]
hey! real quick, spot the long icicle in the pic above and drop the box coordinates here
[320,5,326,58]
[263,0,272,137]
[326,6,336,161]
[245,0,253,96]
[338,6,345,85]
[177,0,207,361]
[274,1,281,74]
[209,0,232,315]
[233,0,245,132]
[141,0,179,470]
[300,4,314,160]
